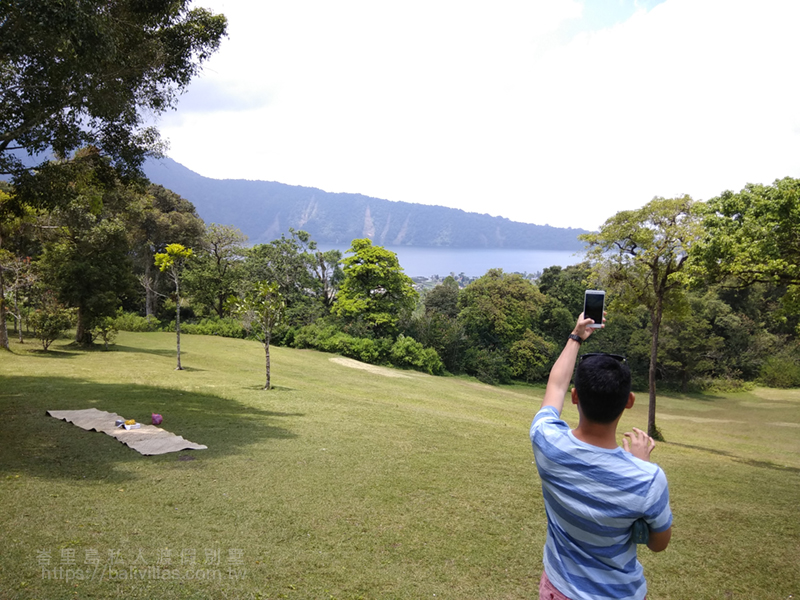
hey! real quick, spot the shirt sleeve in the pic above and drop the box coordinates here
[530,406,569,452]
[643,467,673,533]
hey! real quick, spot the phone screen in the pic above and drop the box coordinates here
[584,290,605,327]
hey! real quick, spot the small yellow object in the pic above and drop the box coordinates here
[124,419,136,426]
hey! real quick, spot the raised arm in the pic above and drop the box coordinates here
[540,313,601,415]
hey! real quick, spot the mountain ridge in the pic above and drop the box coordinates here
[143,157,590,250]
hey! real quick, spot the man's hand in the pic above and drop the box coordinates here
[622,427,656,461]
[573,311,603,342]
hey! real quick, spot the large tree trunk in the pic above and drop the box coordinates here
[648,303,663,440]
[75,306,93,346]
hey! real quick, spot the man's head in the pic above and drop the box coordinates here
[573,353,632,424]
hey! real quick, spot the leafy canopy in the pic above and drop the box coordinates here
[0,0,227,180]
[334,238,417,337]
[694,177,800,288]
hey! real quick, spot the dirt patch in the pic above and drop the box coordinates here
[767,422,800,428]
[329,357,413,378]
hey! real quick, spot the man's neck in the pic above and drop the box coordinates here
[572,419,620,450]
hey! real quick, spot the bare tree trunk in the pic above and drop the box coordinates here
[264,330,271,390]
[14,285,23,343]
[175,279,183,370]
[144,261,155,317]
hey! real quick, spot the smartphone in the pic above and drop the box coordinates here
[583,290,605,328]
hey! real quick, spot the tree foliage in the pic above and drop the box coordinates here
[130,184,204,316]
[184,223,247,318]
[0,0,227,181]
[334,239,418,337]
[458,268,546,349]
[35,151,138,345]
[229,281,285,390]
[244,229,336,333]
[28,291,72,350]
[155,243,193,369]
[580,196,703,438]
[694,177,800,309]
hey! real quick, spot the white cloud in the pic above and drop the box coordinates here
[161,0,800,230]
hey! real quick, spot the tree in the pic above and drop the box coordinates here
[28,291,72,351]
[0,185,15,349]
[36,152,138,345]
[455,269,550,384]
[509,330,555,383]
[1,253,35,343]
[311,248,344,309]
[130,184,204,317]
[537,262,592,316]
[229,282,285,390]
[184,223,246,318]
[244,229,330,330]
[424,276,460,318]
[155,243,193,370]
[693,177,800,305]
[1,0,227,182]
[333,239,418,338]
[657,291,726,391]
[407,276,465,373]
[581,196,702,439]
[458,269,547,349]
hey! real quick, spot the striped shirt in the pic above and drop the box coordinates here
[530,406,672,600]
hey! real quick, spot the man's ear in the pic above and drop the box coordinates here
[625,392,635,409]
[571,388,579,405]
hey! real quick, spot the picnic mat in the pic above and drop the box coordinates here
[47,408,207,456]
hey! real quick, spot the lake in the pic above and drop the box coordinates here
[319,245,587,278]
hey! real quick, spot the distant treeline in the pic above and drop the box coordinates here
[3,156,799,393]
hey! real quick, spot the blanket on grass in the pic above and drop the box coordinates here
[47,408,207,455]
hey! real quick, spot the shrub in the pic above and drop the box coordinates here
[180,317,247,339]
[760,353,800,388]
[91,317,118,350]
[292,324,341,350]
[291,324,442,371]
[29,304,73,350]
[390,335,444,375]
[113,311,163,332]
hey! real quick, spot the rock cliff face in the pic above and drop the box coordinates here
[143,157,590,249]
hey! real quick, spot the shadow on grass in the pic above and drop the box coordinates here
[0,375,301,483]
[667,441,800,474]
[107,344,179,358]
[245,385,297,392]
[23,348,82,359]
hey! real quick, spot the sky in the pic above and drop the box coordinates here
[157,0,800,231]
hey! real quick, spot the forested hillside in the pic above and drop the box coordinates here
[143,157,588,249]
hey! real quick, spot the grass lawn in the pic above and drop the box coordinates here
[1,331,798,599]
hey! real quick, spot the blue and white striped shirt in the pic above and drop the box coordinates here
[530,406,672,600]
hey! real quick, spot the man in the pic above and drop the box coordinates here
[530,313,672,600]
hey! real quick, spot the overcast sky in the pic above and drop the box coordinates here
[157,0,800,231]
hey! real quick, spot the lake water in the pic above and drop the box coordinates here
[319,245,586,278]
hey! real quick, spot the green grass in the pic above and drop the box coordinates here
[1,332,798,599]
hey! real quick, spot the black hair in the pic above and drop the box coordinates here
[574,354,632,424]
